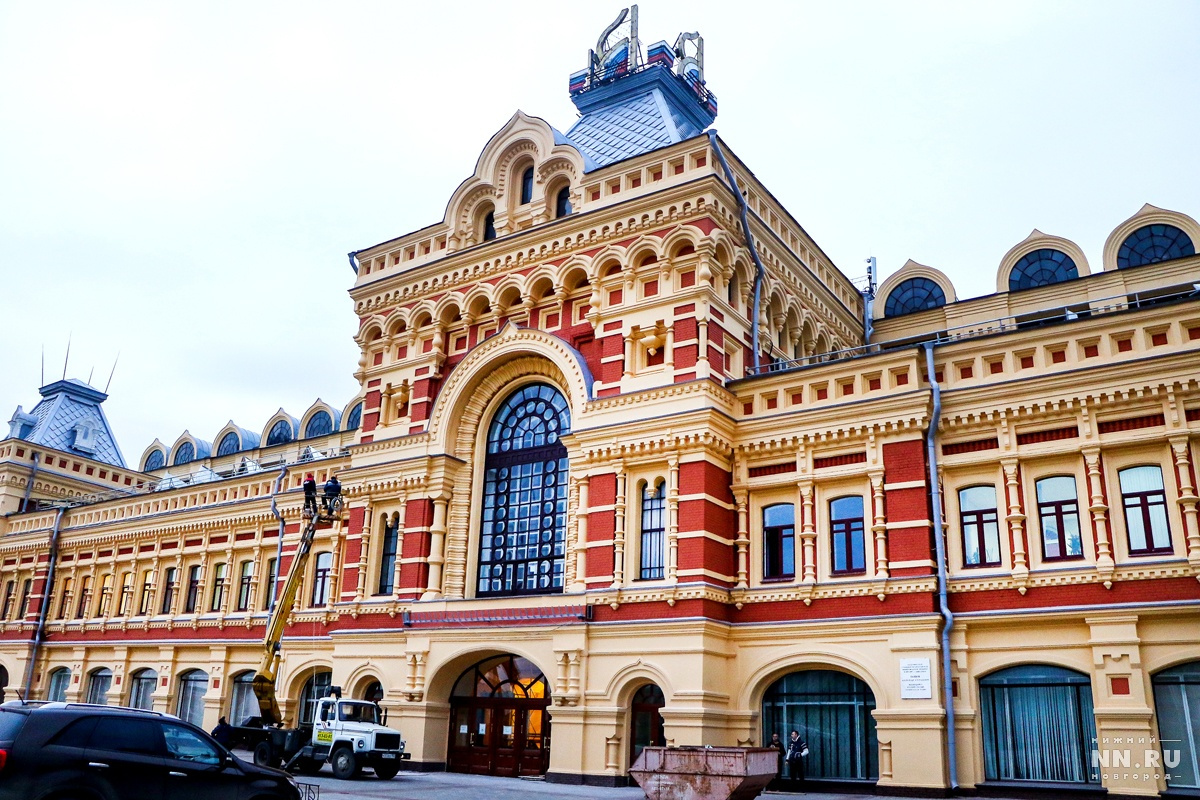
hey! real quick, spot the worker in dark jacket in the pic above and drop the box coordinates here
[323,474,342,514]
[302,473,318,517]
[785,729,808,784]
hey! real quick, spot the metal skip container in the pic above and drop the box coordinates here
[628,747,778,800]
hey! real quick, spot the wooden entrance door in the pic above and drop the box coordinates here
[446,655,551,778]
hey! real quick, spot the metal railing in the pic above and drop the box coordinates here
[745,283,1200,378]
[575,59,718,109]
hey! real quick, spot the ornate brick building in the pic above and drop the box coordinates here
[2,9,1198,796]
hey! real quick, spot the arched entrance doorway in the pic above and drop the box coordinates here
[447,655,550,777]
[629,684,666,768]
[1152,662,1200,789]
[761,669,878,782]
[980,664,1096,784]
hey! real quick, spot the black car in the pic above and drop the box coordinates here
[0,701,301,800]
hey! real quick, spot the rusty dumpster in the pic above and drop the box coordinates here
[628,746,778,800]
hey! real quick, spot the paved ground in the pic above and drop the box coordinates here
[296,770,970,799]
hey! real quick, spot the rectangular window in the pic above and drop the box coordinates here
[56,577,73,620]
[97,573,114,617]
[377,518,399,595]
[76,577,93,619]
[311,552,332,607]
[1036,476,1083,560]
[236,561,253,611]
[137,570,153,615]
[160,567,178,615]
[1120,465,1172,554]
[639,482,666,580]
[17,578,32,618]
[117,572,133,616]
[960,486,1002,567]
[1,580,14,620]
[830,496,866,575]
[184,565,200,613]
[263,558,278,611]
[210,562,227,612]
[763,504,795,580]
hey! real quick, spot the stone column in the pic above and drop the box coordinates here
[667,458,680,583]
[799,481,817,584]
[355,499,372,602]
[870,470,889,578]
[1001,459,1029,585]
[612,466,627,586]
[1168,436,1200,569]
[734,490,749,589]
[571,477,589,592]
[1082,447,1116,582]
[422,492,451,600]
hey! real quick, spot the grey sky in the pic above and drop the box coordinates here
[2,1,1197,465]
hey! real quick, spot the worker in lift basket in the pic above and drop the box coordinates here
[303,473,318,517]
[323,473,342,514]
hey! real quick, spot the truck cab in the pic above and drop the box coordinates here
[310,696,407,779]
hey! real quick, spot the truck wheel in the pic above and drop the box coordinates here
[253,740,278,768]
[374,762,400,780]
[331,746,359,779]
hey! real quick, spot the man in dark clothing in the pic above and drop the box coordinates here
[785,729,808,784]
[768,732,786,777]
[302,473,318,517]
[322,474,341,514]
[211,716,233,747]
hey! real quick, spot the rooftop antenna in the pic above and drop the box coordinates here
[87,365,95,385]
[40,345,45,387]
[62,333,72,380]
[104,352,120,394]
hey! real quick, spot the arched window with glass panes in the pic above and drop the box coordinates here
[345,402,363,431]
[1117,224,1195,269]
[216,431,240,457]
[520,167,534,205]
[884,277,946,317]
[266,419,294,446]
[144,449,165,471]
[172,442,195,466]
[305,411,333,438]
[477,383,570,597]
[639,481,666,580]
[1009,249,1078,291]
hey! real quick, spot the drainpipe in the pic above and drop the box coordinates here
[23,505,65,700]
[347,251,359,275]
[924,342,959,790]
[19,452,41,514]
[708,130,767,373]
[268,462,290,614]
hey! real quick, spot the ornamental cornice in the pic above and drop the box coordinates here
[583,377,736,413]
[948,560,1195,593]
[574,429,733,466]
[352,183,722,315]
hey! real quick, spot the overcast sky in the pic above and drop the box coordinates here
[2,1,1198,466]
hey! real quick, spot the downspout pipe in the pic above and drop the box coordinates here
[268,462,290,615]
[23,505,65,700]
[19,452,41,514]
[924,342,959,790]
[708,130,767,373]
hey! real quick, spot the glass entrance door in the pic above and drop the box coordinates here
[446,655,551,778]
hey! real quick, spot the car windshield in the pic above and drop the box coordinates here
[338,702,379,724]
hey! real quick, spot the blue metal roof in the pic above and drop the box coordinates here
[5,379,126,467]
[564,62,715,170]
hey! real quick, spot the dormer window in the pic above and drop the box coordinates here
[555,186,572,218]
[483,210,497,241]
[520,167,534,205]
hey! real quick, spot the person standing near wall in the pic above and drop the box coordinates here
[785,729,809,784]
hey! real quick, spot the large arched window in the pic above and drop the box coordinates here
[980,664,1096,784]
[143,449,165,471]
[884,277,946,317]
[520,167,535,205]
[172,442,195,466]
[629,684,666,767]
[176,669,209,726]
[345,402,363,431]
[1153,662,1200,788]
[761,669,878,781]
[229,670,257,725]
[298,670,332,726]
[86,667,112,705]
[1117,224,1195,269]
[216,431,241,457]
[304,411,333,438]
[47,667,70,702]
[266,419,294,446]
[1009,249,1078,291]
[477,383,570,597]
[129,668,157,710]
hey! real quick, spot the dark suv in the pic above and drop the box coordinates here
[0,701,301,800]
